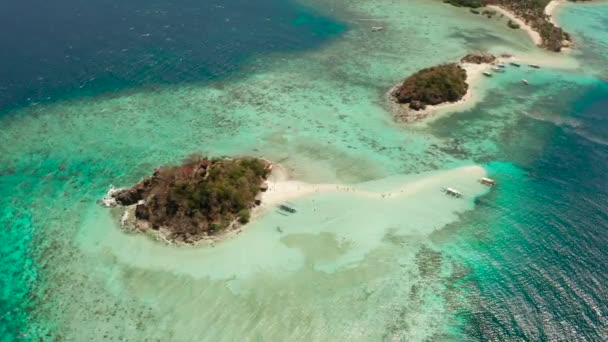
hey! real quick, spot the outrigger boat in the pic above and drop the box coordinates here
[479,177,497,187]
[483,71,493,77]
[278,202,297,213]
[442,187,463,198]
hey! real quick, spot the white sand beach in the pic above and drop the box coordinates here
[257,163,487,213]
[545,0,565,25]
[423,62,489,115]
[487,5,542,46]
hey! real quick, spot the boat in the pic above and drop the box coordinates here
[529,64,541,69]
[521,79,529,85]
[497,63,506,68]
[479,177,497,186]
[492,67,505,73]
[371,26,384,32]
[509,62,521,67]
[442,187,463,198]
[483,71,493,77]
[278,203,297,213]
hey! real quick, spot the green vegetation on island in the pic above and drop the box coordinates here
[444,0,571,52]
[461,51,497,64]
[109,155,272,243]
[393,63,468,110]
[444,0,483,8]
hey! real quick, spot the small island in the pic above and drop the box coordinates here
[389,52,501,122]
[103,155,272,244]
[392,63,468,111]
[460,51,497,64]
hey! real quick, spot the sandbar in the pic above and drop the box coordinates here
[257,164,487,212]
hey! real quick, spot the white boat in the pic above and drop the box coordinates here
[479,177,497,186]
[521,79,529,85]
[442,187,463,198]
[492,67,505,73]
[483,71,493,77]
[371,26,384,32]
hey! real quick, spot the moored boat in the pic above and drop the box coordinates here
[442,187,463,198]
[483,71,493,77]
[479,177,497,186]
[278,203,297,213]
[521,79,529,85]
[510,62,521,67]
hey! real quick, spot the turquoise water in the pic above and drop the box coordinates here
[434,77,608,339]
[1,0,607,340]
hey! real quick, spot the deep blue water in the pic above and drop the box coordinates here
[0,0,344,112]
[446,81,608,340]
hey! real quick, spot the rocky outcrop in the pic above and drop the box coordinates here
[113,184,146,206]
[409,100,426,111]
[461,52,496,64]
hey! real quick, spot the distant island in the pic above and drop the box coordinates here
[444,0,571,52]
[392,63,468,111]
[103,155,272,244]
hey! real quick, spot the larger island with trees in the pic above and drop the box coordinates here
[103,155,273,244]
